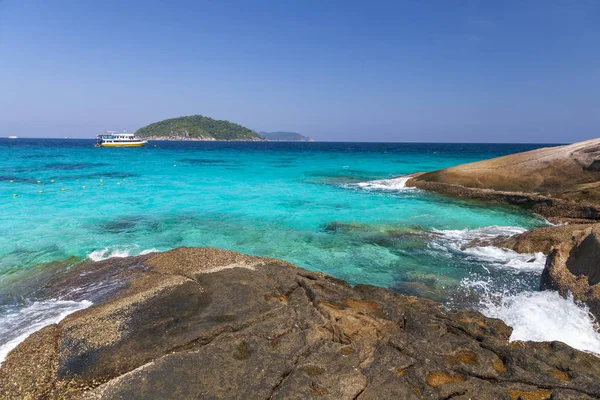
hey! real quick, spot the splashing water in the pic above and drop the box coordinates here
[431,226,546,271]
[480,291,600,355]
[87,245,160,261]
[352,176,414,191]
[0,299,92,364]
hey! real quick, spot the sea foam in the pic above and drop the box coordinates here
[87,245,160,261]
[431,226,546,271]
[480,291,600,355]
[0,299,92,364]
[354,176,414,191]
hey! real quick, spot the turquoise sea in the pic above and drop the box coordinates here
[1,139,600,359]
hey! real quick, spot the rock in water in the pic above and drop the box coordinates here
[1,248,600,399]
[541,225,600,321]
[407,138,600,220]
[491,224,592,255]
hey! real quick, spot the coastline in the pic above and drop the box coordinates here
[404,138,600,323]
[406,176,600,221]
[2,248,600,399]
[405,138,600,222]
[1,139,600,399]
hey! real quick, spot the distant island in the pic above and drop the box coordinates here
[134,115,316,142]
[135,115,263,141]
[259,131,314,141]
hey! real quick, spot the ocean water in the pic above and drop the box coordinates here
[1,138,599,360]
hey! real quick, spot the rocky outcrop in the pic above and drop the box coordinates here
[406,139,600,220]
[1,248,600,399]
[488,224,593,255]
[541,225,600,321]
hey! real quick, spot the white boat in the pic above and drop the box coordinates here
[8,136,17,139]
[95,130,147,147]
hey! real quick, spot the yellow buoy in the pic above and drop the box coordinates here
[61,188,66,191]
[10,180,14,183]
[39,190,43,193]
[117,182,121,185]
[82,186,86,189]
[37,180,41,184]
[100,183,104,186]
[50,180,55,183]
[12,193,18,197]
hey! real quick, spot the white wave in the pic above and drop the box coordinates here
[464,246,546,271]
[433,225,527,243]
[0,299,92,364]
[480,291,600,355]
[431,226,546,271]
[140,248,160,255]
[87,245,160,261]
[354,176,414,191]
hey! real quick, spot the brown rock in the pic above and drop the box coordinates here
[566,229,600,285]
[1,248,600,399]
[491,224,593,255]
[407,138,600,220]
[541,226,600,320]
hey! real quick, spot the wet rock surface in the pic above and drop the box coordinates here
[480,224,594,255]
[1,248,600,399]
[541,225,600,321]
[406,138,600,220]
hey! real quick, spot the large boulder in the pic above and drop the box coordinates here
[2,248,600,399]
[541,226,600,320]
[406,138,600,220]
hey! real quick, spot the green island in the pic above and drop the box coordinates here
[135,115,263,141]
[259,131,314,141]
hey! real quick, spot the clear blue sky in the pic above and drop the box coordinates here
[0,0,598,142]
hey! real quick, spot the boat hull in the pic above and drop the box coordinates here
[97,141,147,147]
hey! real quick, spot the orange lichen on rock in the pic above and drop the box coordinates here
[345,299,384,317]
[551,369,570,381]
[446,352,478,365]
[492,359,508,373]
[426,372,465,387]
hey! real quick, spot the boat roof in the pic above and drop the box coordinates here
[99,131,134,136]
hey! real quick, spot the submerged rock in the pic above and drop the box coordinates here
[407,138,600,220]
[1,248,600,399]
[541,225,600,321]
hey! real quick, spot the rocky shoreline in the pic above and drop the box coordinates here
[2,248,600,399]
[406,139,600,221]
[407,138,600,322]
[406,179,600,221]
[541,225,600,321]
[2,139,600,399]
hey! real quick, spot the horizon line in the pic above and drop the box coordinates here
[0,137,573,145]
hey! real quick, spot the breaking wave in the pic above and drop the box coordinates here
[478,288,600,355]
[431,226,546,271]
[445,225,600,355]
[350,176,415,191]
[87,245,160,261]
[0,299,92,364]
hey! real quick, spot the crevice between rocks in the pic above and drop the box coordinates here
[352,384,367,400]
